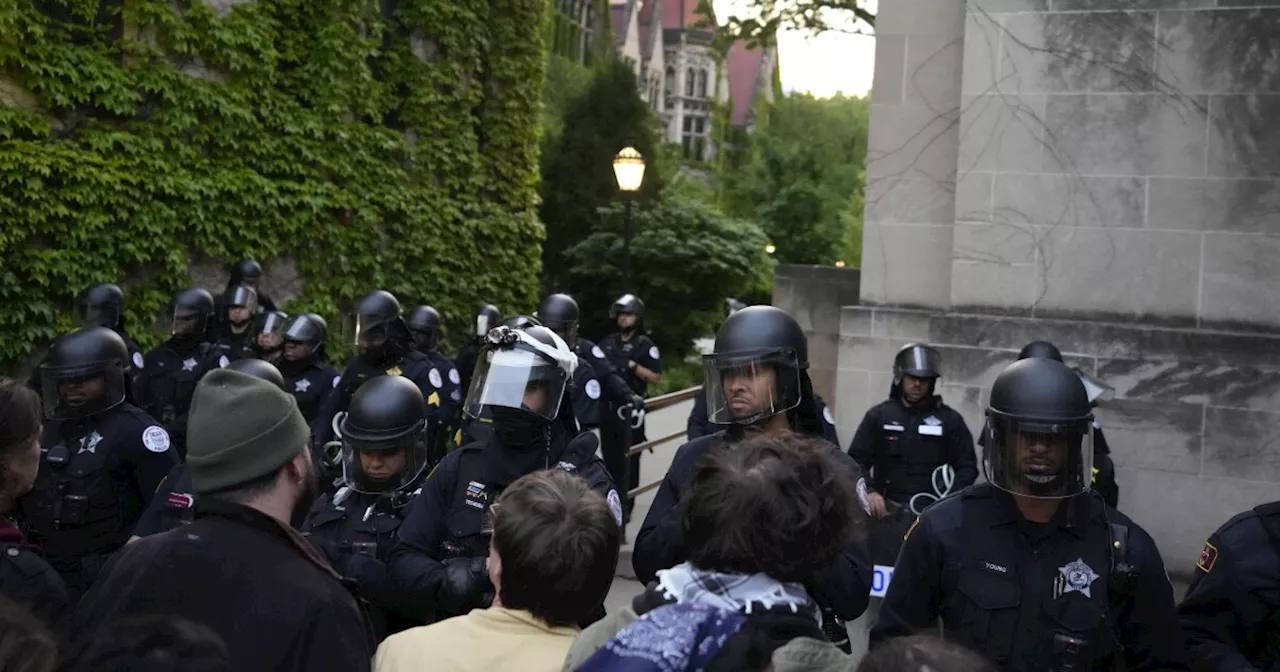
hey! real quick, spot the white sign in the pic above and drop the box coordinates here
[870,564,895,598]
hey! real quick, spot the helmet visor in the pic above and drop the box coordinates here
[168,305,209,337]
[342,312,394,348]
[895,346,941,379]
[227,286,259,311]
[475,313,494,338]
[283,316,323,346]
[464,348,568,421]
[254,312,289,350]
[78,304,119,329]
[701,348,801,425]
[983,412,1094,500]
[39,360,127,420]
[340,426,429,494]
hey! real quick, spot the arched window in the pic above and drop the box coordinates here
[685,68,695,97]
[665,67,675,96]
[696,69,708,98]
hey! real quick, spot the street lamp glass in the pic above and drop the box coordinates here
[765,244,776,254]
[613,146,646,192]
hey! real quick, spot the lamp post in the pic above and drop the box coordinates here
[612,146,646,291]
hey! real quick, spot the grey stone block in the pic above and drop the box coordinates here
[931,344,1022,389]
[1053,0,1214,9]
[959,94,1047,172]
[1042,93,1209,177]
[877,0,966,36]
[969,0,1051,12]
[956,171,995,223]
[860,222,954,308]
[873,35,907,106]
[951,260,1038,314]
[1000,12,1157,94]
[963,13,1001,96]
[865,176,956,225]
[1200,231,1280,329]
[992,173,1146,229]
[907,34,965,109]
[841,307,875,337]
[868,308,935,340]
[1156,8,1280,94]
[954,221,1037,264]
[868,102,962,182]
[1093,398,1203,474]
[840,335,912,372]
[835,370,872,433]
[937,383,986,441]
[1147,178,1280,233]
[1208,95,1280,178]
[1035,226,1202,321]
[1203,407,1280,482]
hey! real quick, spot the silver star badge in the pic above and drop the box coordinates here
[182,357,197,372]
[295,379,311,393]
[1059,558,1100,598]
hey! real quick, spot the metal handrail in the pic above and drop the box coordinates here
[625,385,701,498]
[642,385,701,411]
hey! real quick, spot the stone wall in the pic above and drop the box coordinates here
[771,264,861,410]
[839,0,1280,577]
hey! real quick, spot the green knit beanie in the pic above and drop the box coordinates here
[187,368,311,494]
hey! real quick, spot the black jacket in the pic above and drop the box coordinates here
[0,516,68,630]
[73,500,374,672]
[848,395,977,503]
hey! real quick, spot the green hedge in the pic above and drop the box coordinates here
[0,0,548,371]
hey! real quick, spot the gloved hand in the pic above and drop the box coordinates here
[436,556,491,616]
[629,394,645,413]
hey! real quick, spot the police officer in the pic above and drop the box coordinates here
[213,259,277,338]
[977,340,1120,509]
[213,285,259,362]
[252,310,290,366]
[19,327,178,599]
[598,294,662,522]
[870,357,1189,671]
[388,325,618,624]
[633,306,874,644]
[453,304,502,402]
[303,376,430,640]
[406,305,462,448]
[133,287,227,459]
[129,358,288,541]
[29,283,146,401]
[278,314,340,426]
[535,293,642,433]
[1178,501,1280,671]
[849,343,978,523]
[313,290,441,451]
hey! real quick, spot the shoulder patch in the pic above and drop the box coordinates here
[132,352,145,369]
[448,368,460,385]
[1196,541,1219,573]
[607,489,623,526]
[142,425,171,454]
[585,379,601,400]
[428,368,443,389]
[904,516,920,542]
[332,375,341,389]
[592,345,606,359]
[218,355,229,369]
[648,345,660,360]
[822,405,836,425]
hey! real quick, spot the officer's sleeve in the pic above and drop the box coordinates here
[1120,526,1192,672]
[806,450,872,620]
[312,369,348,446]
[945,411,978,489]
[585,345,634,403]
[120,422,179,505]
[686,397,710,441]
[635,339,663,374]
[1178,523,1271,672]
[847,408,880,489]
[132,355,153,409]
[976,419,989,449]
[132,463,183,538]
[386,458,456,619]
[632,450,690,584]
[870,513,943,645]
[818,399,841,446]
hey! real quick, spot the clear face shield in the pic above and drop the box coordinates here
[168,305,209,337]
[984,412,1094,499]
[77,303,119,329]
[701,348,802,425]
[39,361,127,420]
[475,313,494,338]
[253,312,289,352]
[342,312,395,350]
[464,348,569,421]
[340,425,429,494]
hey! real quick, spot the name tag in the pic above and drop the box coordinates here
[870,564,894,598]
[883,424,904,432]
[918,425,943,436]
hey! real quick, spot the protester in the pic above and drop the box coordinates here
[62,615,230,672]
[0,594,58,672]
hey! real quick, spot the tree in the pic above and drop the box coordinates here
[539,59,663,291]
[564,191,770,362]
[719,92,870,266]
[697,0,873,47]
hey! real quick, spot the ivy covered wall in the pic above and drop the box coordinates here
[0,0,547,371]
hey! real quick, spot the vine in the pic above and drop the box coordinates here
[0,0,548,370]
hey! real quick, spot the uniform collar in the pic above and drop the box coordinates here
[988,486,1091,538]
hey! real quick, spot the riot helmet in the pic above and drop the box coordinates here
[230,259,263,289]
[1017,340,1063,362]
[223,358,286,389]
[984,358,1094,500]
[609,294,645,319]
[344,290,405,354]
[474,304,502,339]
[39,327,130,419]
[225,286,259,332]
[339,375,430,494]
[535,293,579,348]
[703,306,807,426]
[283,314,326,350]
[253,311,289,355]
[503,315,542,331]
[464,325,575,422]
[167,287,215,338]
[406,305,443,353]
[893,344,941,381]
[76,283,125,330]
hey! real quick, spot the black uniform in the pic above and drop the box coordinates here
[871,484,1189,672]
[131,462,193,537]
[133,341,226,458]
[281,360,340,425]
[313,352,441,446]
[687,391,842,445]
[0,517,69,628]
[388,428,617,623]
[214,330,257,362]
[848,395,978,507]
[20,404,178,598]
[1178,501,1280,672]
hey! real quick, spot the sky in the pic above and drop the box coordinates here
[712,0,877,98]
